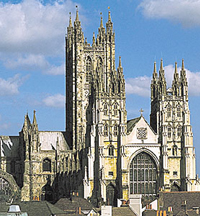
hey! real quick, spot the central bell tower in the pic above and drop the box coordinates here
[65,10,127,205]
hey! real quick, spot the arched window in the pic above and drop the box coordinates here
[104,104,108,115]
[167,107,171,118]
[168,127,171,138]
[86,57,91,83]
[177,126,182,137]
[108,145,114,156]
[177,106,181,117]
[113,104,118,116]
[43,158,51,172]
[129,152,157,196]
[172,145,178,156]
[114,125,118,136]
[104,124,108,136]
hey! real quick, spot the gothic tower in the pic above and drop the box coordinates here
[65,10,127,205]
[150,59,196,191]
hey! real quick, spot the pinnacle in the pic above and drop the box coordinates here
[75,7,79,22]
[69,13,72,27]
[119,56,122,68]
[100,16,103,28]
[182,59,185,70]
[154,62,157,73]
[160,59,163,70]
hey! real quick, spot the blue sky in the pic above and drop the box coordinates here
[1,0,200,172]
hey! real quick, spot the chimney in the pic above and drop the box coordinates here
[78,207,81,215]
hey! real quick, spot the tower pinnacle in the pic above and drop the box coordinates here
[69,12,72,27]
[160,59,163,70]
[100,15,103,28]
[75,6,79,22]
[182,59,185,70]
[108,11,111,22]
[119,56,122,68]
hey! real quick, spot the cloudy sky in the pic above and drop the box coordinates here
[1,0,200,172]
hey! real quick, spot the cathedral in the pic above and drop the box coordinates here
[0,10,199,206]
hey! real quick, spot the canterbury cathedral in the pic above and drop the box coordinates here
[0,10,199,206]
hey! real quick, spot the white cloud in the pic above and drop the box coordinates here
[43,94,65,108]
[139,0,200,27]
[5,54,64,75]
[45,64,64,75]
[0,74,28,96]
[126,76,151,97]
[0,0,81,55]
[126,64,200,97]
[5,54,49,70]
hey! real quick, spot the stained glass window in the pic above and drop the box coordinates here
[129,152,157,196]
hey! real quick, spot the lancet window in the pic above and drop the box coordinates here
[108,145,114,156]
[86,57,92,83]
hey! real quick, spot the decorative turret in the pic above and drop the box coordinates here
[97,14,105,46]
[32,110,38,132]
[151,62,158,100]
[106,11,113,32]
[172,62,180,96]
[180,59,188,100]
[158,59,167,96]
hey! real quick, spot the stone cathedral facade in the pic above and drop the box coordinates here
[0,10,199,206]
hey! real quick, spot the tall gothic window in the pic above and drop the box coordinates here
[104,104,108,115]
[177,107,181,117]
[86,57,92,83]
[129,152,157,196]
[108,145,114,156]
[113,104,118,116]
[43,158,51,172]
[104,124,108,136]
[177,126,182,137]
[167,107,171,118]
[114,125,118,136]
[168,127,172,138]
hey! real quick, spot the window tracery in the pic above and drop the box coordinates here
[130,152,157,196]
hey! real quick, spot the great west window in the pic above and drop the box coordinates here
[129,152,157,196]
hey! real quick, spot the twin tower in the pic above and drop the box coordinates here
[65,10,199,206]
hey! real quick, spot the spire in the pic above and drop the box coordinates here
[23,112,31,131]
[175,62,178,73]
[32,110,38,131]
[153,62,157,80]
[75,6,79,22]
[69,12,72,27]
[106,8,113,33]
[158,59,167,96]
[108,11,111,22]
[100,15,103,28]
[160,59,163,70]
[92,32,95,46]
[173,62,179,82]
[119,56,122,68]
[182,59,185,70]
[154,61,156,73]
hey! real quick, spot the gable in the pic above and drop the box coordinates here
[127,116,158,144]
